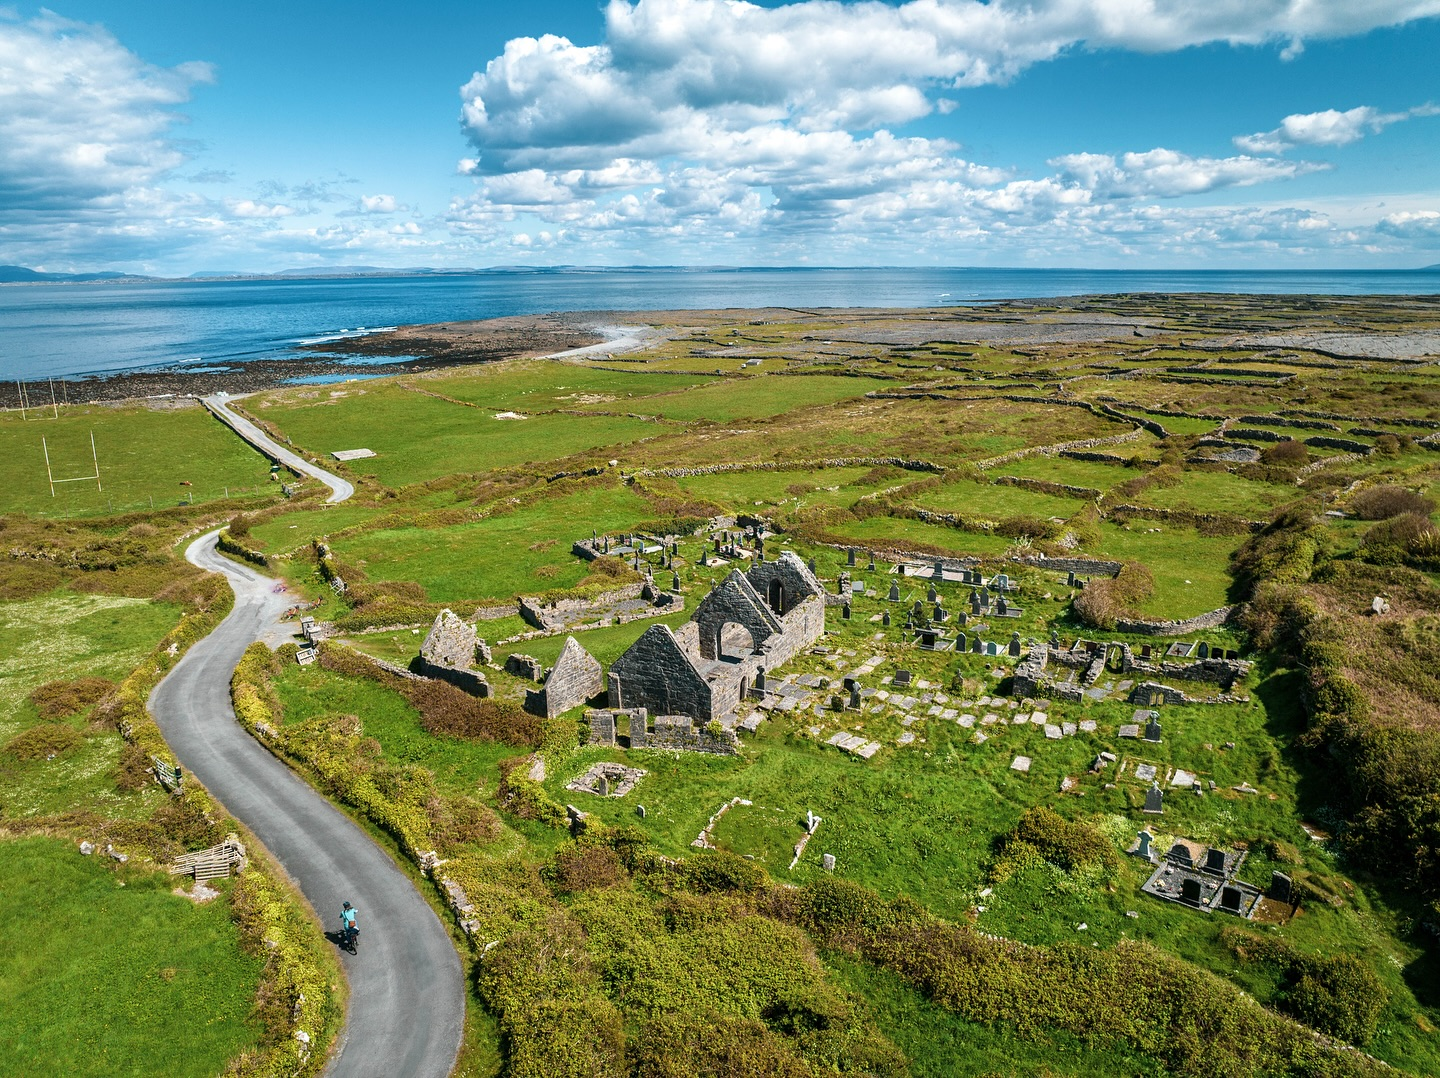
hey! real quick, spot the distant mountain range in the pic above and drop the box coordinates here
[0,265,151,283]
[4,262,1440,285]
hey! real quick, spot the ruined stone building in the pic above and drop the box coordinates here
[607,551,825,723]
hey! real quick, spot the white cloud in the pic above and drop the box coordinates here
[1051,149,1324,198]
[1236,103,1440,152]
[0,12,211,207]
[358,193,402,213]
[226,199,295,218]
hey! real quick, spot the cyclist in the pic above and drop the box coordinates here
[341,901,359,951]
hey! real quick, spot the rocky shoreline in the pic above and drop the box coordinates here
[1,312,608,407]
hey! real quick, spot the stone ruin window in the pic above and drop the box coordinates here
[768,578,784,614]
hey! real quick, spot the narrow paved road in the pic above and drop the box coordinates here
[148,532,464,1077]
[202,393,355,504]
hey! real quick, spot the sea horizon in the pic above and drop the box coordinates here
[3,264,1437,383]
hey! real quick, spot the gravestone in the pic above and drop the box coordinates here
[1220,886,1243,913]
[755,669,766,692]
[1144,715,1162,743]
[1137,830,1154,860]
[882,610,891,627]
[849,685,862,710]
[934,603,947,622]
[597,774,610,797]
[636,804,646,818]
[994,573,1009,590]
[927,583,938,603]
[894,669,913,687]
[980,586,991,607]
[1008,632,1022,658]
[971,636,983,654]
[822,854,836,871]
[867,556,876,571]
[1181,877,1203,905]
[842,603,851,620]
[1050,629,1060,646]
[808,557,817,573]
[1197,641,1209,659]
[1144,785,1164,814]
[888,582,901,601]
[1067,570,1076,586]
[996,595,1008,615]
[984,641,999,657]
[1205,847,1226,875]
[673,571,682,591]
[1270,871,1292,904]
[957,631,967,652]
[848,548,857,566]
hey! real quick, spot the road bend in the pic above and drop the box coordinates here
[201,393,355,504]
[148,531,464,1077]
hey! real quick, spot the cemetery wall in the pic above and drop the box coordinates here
[629,714,739,755]
[1114,604,1237,637]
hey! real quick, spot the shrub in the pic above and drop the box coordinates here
[1360,512,1437,564]
[632,1014,814,1078]
[427,794,502,849]
[997,807,1121,874]
[5,723,82,760]
[1349,484,1435,520]
[551,845,627,893]
[115,742,153,790]
[28,677,115,719]
[1261,439,1309,464]
[1072,561,1154,629]
[677,850,767,895]
[1223,929,1387,1045]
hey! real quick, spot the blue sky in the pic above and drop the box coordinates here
[2,0,1439,273]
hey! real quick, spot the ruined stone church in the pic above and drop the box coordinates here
[607,551,825,723]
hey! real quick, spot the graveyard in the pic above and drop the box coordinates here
[3,294,1440,1076]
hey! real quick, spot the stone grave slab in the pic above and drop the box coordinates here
[1078,719,1097,733]
[1119,724,1141,739]
[1044,724,1062,740]
[959,714,976,727]
[1062,722,1077,736]
[1134,763,1158,782]
[1171,769,1196,788]
[1010,755,1032,773]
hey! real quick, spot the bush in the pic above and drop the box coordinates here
[27,677,115,720]
[1349,484,1435,520]
[1360,512,1437,564]
[1072,561,1154,629]
[678,850,767,895]
[1223,929,1387,1045]
[1261,439,1309,465]
[551,845,627,893]
[997,807,1121,874]
[5,723,82,760]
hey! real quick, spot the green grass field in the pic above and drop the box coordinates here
[418,361,712,411]
[0,402,276,517]
[1089,523,1246,615]
[578,373,892,420]
[0,837,263,1078]
[0,591,182,819]
[247,384,662,487]
[337,484,654,602]
[913,479,1090,519]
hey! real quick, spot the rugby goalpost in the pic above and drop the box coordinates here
[42,431,102,496]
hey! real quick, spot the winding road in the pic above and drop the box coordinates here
[149,402,463,1077]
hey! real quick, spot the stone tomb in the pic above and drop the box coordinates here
[414,608,491,697]
[1141,840,1261,918]
[566,761,647,798]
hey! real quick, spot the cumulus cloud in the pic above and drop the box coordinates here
[0,12,212,207]
[226,199,295,218]
[449,0,1438,264]
[357,193,403,213]
[460,0,1440,175]
[1235,103,1440,152]
[1051,149,1325,198]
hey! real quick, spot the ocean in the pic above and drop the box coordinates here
[1,266,1436,382]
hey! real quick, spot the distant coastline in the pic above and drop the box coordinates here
[3,266,1438,392]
